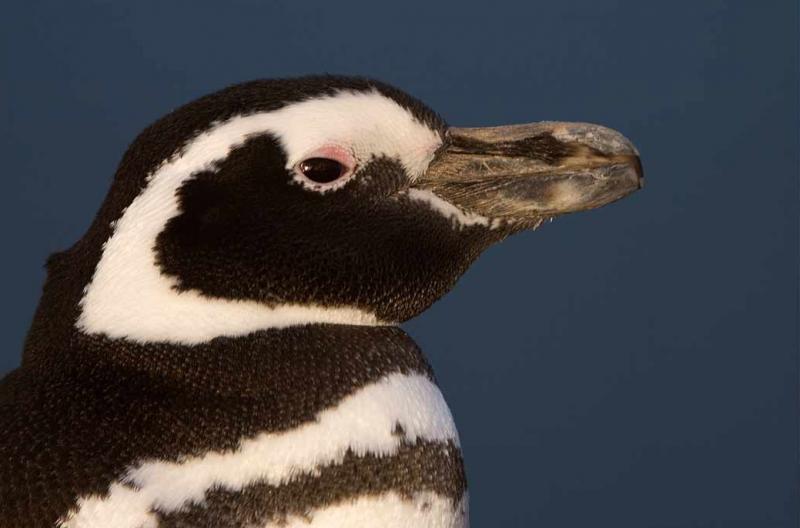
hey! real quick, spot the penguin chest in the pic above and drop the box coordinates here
[61,372,468,528]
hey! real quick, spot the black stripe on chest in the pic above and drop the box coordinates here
[155,439,466,528]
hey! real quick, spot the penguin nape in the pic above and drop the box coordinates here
[0,76,642,528]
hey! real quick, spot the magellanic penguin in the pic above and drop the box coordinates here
[0,76,642,528]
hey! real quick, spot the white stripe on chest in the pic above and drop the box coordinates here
[59,372,459,528]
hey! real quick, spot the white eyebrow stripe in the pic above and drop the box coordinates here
[266,89,442,177]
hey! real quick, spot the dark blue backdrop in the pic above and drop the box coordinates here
[2,1,797,526]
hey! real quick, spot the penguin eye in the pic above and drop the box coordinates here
[297,158,347,184]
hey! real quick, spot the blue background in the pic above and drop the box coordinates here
[2,1,797,526]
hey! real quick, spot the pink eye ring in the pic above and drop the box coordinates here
[292,145,356,191]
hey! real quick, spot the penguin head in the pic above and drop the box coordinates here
[65,76,641,345]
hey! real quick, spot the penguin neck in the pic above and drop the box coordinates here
[22,246,427,395]
[26,317,428,398]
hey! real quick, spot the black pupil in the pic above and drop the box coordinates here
[299,158,345,184]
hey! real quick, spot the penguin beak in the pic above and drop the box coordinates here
[416,122,643,226]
